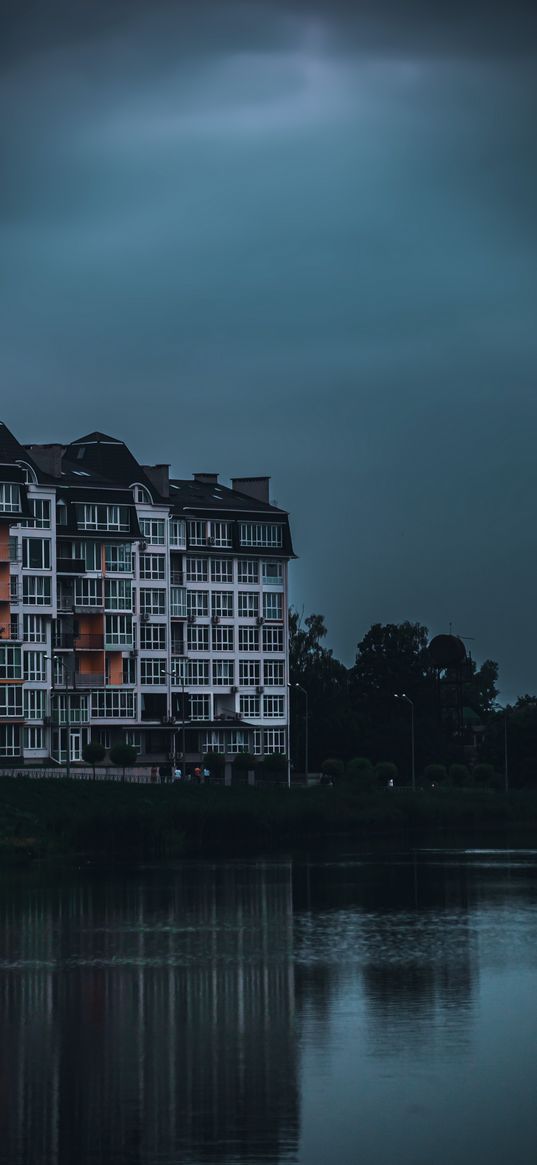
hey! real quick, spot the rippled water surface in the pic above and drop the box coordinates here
[2,848,537,1165]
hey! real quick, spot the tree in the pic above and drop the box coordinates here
[109,743,138,781]
[82,741,106,780]
[289,609,351,769]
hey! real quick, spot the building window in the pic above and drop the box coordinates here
[0,484,21,513]
[23,615,46,643]
[76,504,130,532]
[240,695,260,718]
[54,694,89,724]
[123,657,136,685]
[239,523,283,548]
[238,560,259,584]
[239,627,260,652]
[140,659,166,685]
[141,625,166,650]
[187,591,208,617]
[125,730,143,753]
[212,626,234,652]
[263,695,285,718]
[228,731,250,754]
[10,576,18,603]
[238,592,259,618]
[23,650,46,682]
[202,730,226,753]
[0,686,23,718]
[105,614,133,647]
[263,729,286,754]
[185,558,208,582]
[188,520,209,547]
[0,725,21,756]
[262,561,284,586]
[92,728,111,749]
[263,592,283,621]
[212,660,234,686]
[188,625,209,652]
[139,519,165,545]
[239,660,260,687]
[91,691,136,718]
[75,578,103,607]
[188,660,210,686]
[133,485,151,504]
[169,518,187,548]
[262,626,284,653]
[24,726,44,750]
[105,543,132,573]
[105,579,132,611]
[24,688,46,720]
[211,522,232,548]
[70,541,102,571]
[263,660,285,686]
[140,589,166,616]
[22,538,51,570]
[26,498,51,529]
[171,586,187,617]
[210,559,233,583]
[190,695,210,721]
[139,554,165,580]
[211,591,233,618]
[0,645,22,680]
[22,576,51,606]
[252,730,263,756]
[56,501,68,526]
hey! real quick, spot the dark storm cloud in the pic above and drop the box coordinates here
[1,0,537,697]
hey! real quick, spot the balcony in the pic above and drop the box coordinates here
[170,571,184,585]
[54,633,104,650]
[57,558,86,575]
[104,639,133,651]
[75,673,105,689]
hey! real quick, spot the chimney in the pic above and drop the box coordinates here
[193,473,219,484]
[142,464,169,498]
[25,444,65,478]
[231,476,270,503]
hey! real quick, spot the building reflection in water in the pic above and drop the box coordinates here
[0,865,299,1165]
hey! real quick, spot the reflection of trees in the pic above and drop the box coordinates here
[0,866,299,1165]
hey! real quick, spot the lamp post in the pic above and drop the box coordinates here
[494,703,509,794]
[168,662,188,770]
[294,683,309,782]
[395,692,415,791]
[48,653,71,778]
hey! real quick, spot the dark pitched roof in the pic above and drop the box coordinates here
[66,432,162,499]
[0,421,41,478]
[168,478,287,515]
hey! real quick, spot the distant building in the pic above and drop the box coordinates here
[0,423,295,766]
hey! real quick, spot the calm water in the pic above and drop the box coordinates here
[2,848,537,1165]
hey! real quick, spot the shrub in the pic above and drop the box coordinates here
[82,741,106,780]
[109,743,138,781]
[345,757,374,786]
[375,761,398,786]
[472,763,498,788]
[423,763,448,785]
[320,758,345,780]
[448,763,471,787]
[233,752,257,771]
[203,752,225,772]
[259,753,288,774]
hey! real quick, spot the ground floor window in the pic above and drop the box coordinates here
[0,724,21,757]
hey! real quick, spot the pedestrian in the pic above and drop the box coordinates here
[202,766,210,783]
[174,764,182,782]
[150,766,158,784]
[194,765,201,783]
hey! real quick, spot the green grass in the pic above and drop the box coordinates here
[1,777,537,863]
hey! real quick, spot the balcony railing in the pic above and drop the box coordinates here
[170,571,184,585]
[74,673,105,689]
[57,558,86,574]
[54,634,104,650]
[104,638,134,651]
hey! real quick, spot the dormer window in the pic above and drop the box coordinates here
[0,484,21,513]
[132,484,151,505]
[16,461,37,484]
[56,500,68,526]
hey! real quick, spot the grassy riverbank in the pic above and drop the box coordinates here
[2,777,537,863]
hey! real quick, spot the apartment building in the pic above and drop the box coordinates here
[0,423,294,766]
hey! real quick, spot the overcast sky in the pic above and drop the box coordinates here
[2,1,537,697]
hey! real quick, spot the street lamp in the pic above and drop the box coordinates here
[47,653,72,778]
[293,683,309,782]
[395,693,415,791]
[494,703,509,794]
[166,662,188,770]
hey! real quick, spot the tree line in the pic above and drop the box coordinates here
[289,611,537,788]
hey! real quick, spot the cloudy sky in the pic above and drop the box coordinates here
[1,1,537,697]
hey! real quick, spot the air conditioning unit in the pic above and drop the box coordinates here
[256,616,264,626]
[140,613,150,624]
[231,685,239,694]
[187,614,196,624]
[211,615,220,625]
[139,540,148,552]
[129,650,138,659]
[256,685,264,695]
[207,536,214,546]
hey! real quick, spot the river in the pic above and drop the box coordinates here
[2,847,537,1165]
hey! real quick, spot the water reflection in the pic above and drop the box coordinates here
[2,851,537,1165]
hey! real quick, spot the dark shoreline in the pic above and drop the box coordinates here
[2,776,537,866]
